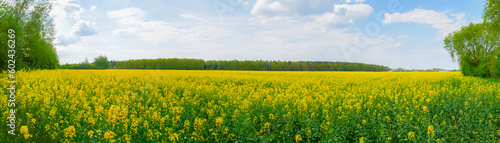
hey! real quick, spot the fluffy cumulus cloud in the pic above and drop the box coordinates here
[51,0,84,26]
[250,0,288,17]
[250,0,373,26]
[72,20,99,36]
[108,8,225,44]
[57,20,99,46]
[50,0,100,46]
[313,4,373,26]
[251,0,367,17]
[383,9,469,39]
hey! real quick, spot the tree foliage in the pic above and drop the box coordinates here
[70,57,96,69]
[484,0,500,24]
[444,0,500,78]
[444,23,499,77]
[0,0,59,70]
[60,56,113,69]
[93,55,109,69]
[494,51,500,77]
[113,58,390,71]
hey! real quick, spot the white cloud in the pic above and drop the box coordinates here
[383,9,469,39]
[107,7,145,25]
[90,6,96,11]
[72,20,99,36]
[250,0,368,18]
[108,8,225,44]
[383,9,453,25]
[57,20,99,46]
[51,0,100,46]
[180,14,205,22]
[313,4,374,26]
[51,0,84,26]
[251,0,287,16]
[250,1,373,27]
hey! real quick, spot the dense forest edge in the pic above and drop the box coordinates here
[60,56,391,71]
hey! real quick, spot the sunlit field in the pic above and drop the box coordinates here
[1,70,500,142]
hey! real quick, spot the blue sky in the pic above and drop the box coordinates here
[50,0,484,69]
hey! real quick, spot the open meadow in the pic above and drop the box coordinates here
[1,70,500,142]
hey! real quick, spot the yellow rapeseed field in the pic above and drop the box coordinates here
[1,70,500,142]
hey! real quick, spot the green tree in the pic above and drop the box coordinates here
[300,63,309,71]
[444,22,498,77]
[319,63,327,71]
[326,63,334,71]
[484,0,500,78]
[290,62,300,71]
[0,0,59,70]
[93,55,109,69]
[71,57,96,69]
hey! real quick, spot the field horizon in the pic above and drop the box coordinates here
[2,0,500,142]
[2,70,500,142]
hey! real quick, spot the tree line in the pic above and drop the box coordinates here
[444,0,500,78]
[113,58,391,71]
[59,55,110,69]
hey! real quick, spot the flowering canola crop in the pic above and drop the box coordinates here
[1,70,500,142]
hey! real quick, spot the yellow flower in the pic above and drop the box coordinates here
[408,131,415,141]
[360,137,366,143]
[104,131,116,139]
[64,126,76,138]
[264,122,271,129]
[295,134,302,142]
[216,117,224,127]
[20,126,31,139]
[427,125,435,137]
[169,133,179,141]
[88,130,94,138]
[423,106,428,113]
[362,120,367,125]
